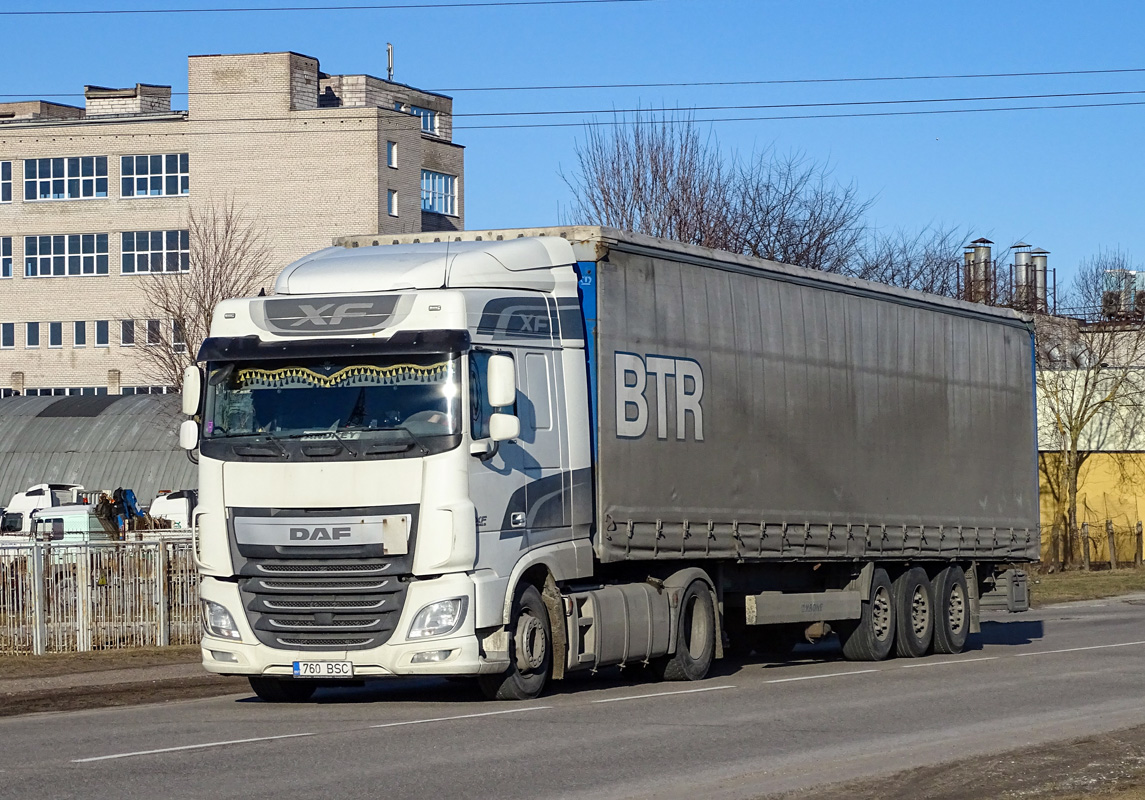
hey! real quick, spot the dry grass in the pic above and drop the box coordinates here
[1030,567,1145,607]
[0,644,200,680]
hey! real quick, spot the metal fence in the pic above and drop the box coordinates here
[0,537,200,655]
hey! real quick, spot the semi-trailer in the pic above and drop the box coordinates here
[183,226,1037,702]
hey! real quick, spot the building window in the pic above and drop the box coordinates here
[146,319,161,345]
[26,322,39,348]
[48,322,62,348]
[387,141,398,168]
[122,230,189,273]
[95,320,109,347]
[172,320,186,353]
[120,153,189,197]
[1,237,10,278]
[74,321,86,348]
[387,189,398,217]
[1,323,13,349]
[25,234,109,277]
[421,170,457,216]
[1,161,10,203]
[121,319,135,347]
[24,156,108,200]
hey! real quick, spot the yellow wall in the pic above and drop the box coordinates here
[1040,451,1145,563]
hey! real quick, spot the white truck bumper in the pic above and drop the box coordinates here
[200,573,508,678]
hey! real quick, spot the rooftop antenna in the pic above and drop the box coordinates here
[387,43,394,82]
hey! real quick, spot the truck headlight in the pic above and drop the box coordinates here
[408,597,468,639]
[202,600,242,641]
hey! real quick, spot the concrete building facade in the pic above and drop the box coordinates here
[0,50,464,396]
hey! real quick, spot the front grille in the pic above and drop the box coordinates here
[229,506,419,652]
[256,563,388,574]
[276,637,375,647]
[257,578,390,591]
[238,559,407,651]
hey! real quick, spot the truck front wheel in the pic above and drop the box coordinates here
[479,583,552,701]
[248,677,316,703]
[652,580,716,681]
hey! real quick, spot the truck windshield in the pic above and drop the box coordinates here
[203,353,460,445]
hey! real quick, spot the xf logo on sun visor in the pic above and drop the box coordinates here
[614,352,705,441]
[262,295,402,335]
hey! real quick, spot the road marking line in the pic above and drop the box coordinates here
[765,669,878,684]
[899,656,999,669]
[591,685,737,703]
[1015,640,1145,657]
[370,706,551,728]
[72,732,316,763]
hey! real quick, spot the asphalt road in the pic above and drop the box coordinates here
[3,597,1145,800]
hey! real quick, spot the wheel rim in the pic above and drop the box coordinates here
[871,586,892,641]
[515,612,547,673]
[947,582,966,635]
[911,584,930,637]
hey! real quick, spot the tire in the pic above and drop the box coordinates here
[248,676,316,703]
[930,565,969,655]
[652,580,716,681]
[893,566,934,658]
[478,583,552,701]
[839,567,896,661]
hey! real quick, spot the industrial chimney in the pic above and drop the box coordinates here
[963,238,994,304]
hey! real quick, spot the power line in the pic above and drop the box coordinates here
[0,98,1141,140]
[457,99,1145,130]
[437,67,1145,93]
[447,88,1145,118]
[0,0,655,15]
[3,66,1143,100]
[4,87,1142,128]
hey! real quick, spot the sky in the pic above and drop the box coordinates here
[4,0,1144,291]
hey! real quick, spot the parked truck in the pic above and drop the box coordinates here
[181,226,1038,702]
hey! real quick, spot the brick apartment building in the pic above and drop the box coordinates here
[0,50,464,396]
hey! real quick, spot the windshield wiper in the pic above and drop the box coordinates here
[327,428,358,457]
[339,424,431,456]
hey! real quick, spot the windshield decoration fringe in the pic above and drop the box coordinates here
[236,362,450,389]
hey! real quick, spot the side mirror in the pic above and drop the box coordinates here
[182,366,202,416]
[487,354,516,409]
[489,412,520,443]
[179,419,200,451]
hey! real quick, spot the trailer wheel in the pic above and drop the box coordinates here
[893,566,934,658]
[248,677,316,703]
[478,583,552,701]
[653,581,716,681]
[930,565,969,655]
[839,567,895,661]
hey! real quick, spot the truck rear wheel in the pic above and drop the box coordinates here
[652,580,716,681]
[479,583,552,701]
[248,676,316,703]
[930,565,969,655]
[893,566,934,658]
[839,567,895,661]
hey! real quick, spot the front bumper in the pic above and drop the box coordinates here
[200,573,509,677]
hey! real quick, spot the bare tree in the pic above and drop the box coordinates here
[135,198,275,389]
[1036,249,1145,569]
[563,113,870,272]
[853,225,969,297]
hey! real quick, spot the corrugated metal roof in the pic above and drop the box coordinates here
[0,394,195,506]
